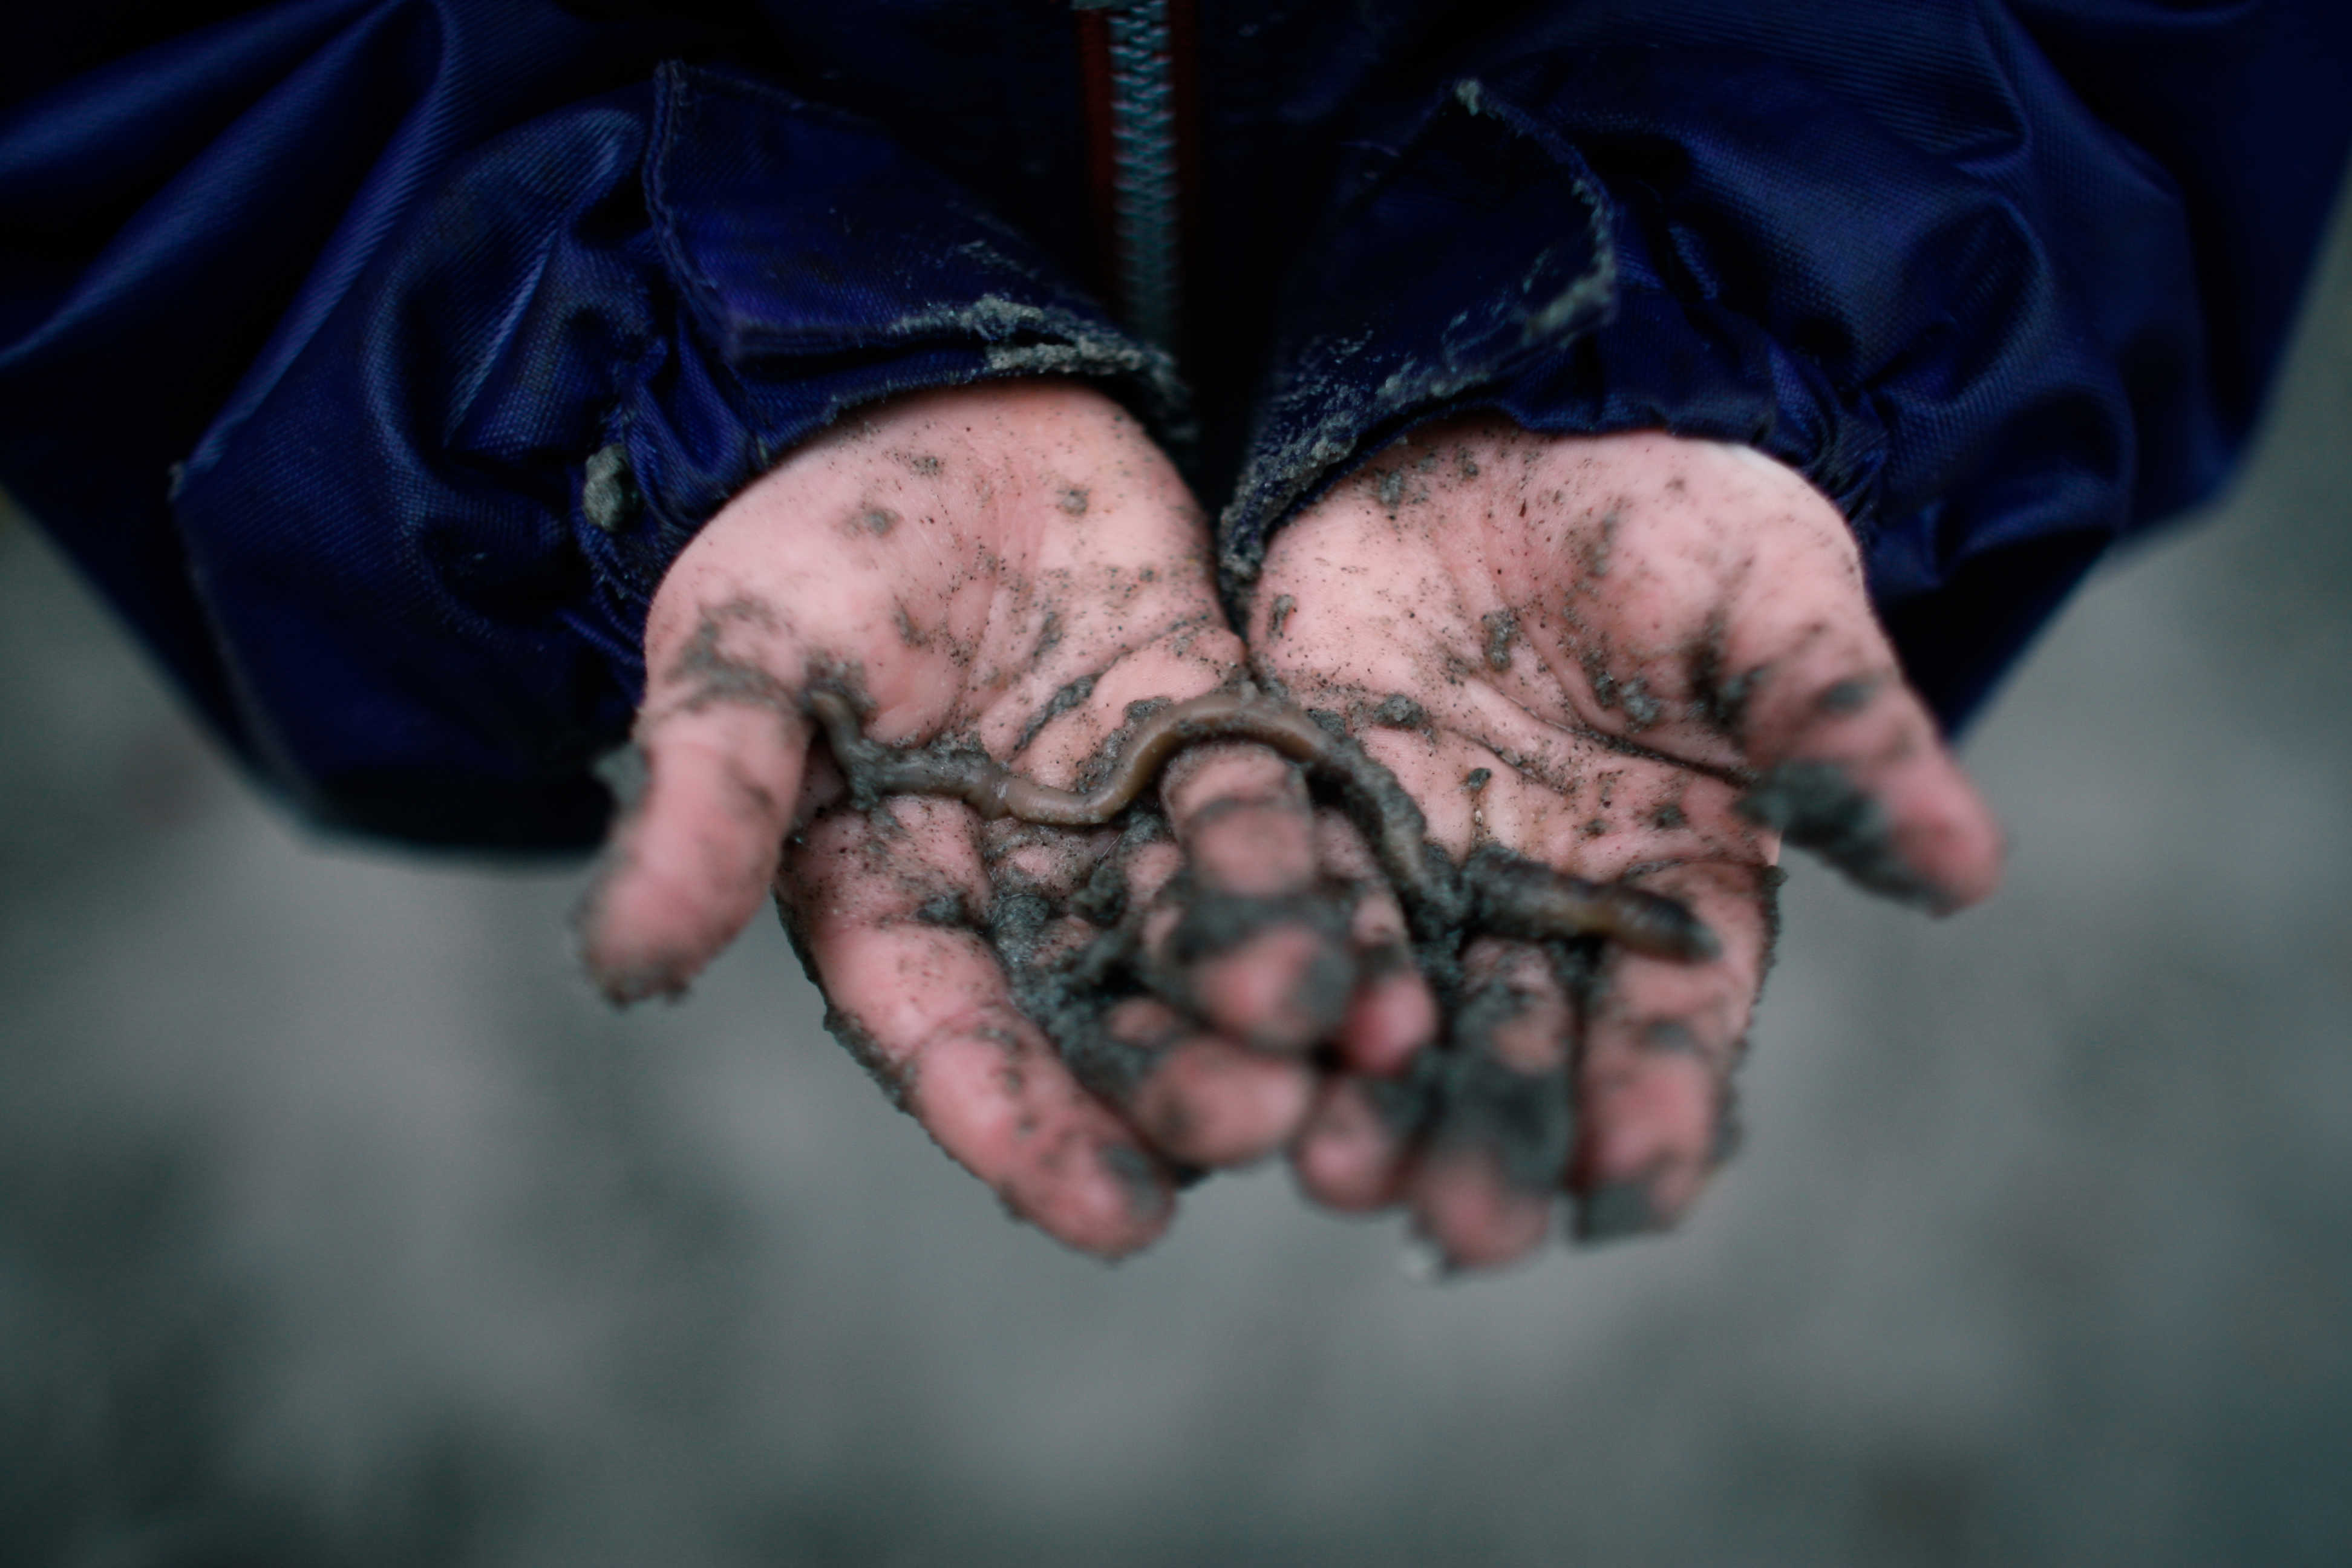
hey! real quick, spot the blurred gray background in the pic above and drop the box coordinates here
[5,188,2349,1567]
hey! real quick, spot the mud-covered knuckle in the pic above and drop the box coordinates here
[1160,890,1359,1054]
[1155,737,1310,824]
[1162,885,1348,966]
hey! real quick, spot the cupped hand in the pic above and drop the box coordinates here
[1250,417,2003,1270]
[577,382,1432,1256]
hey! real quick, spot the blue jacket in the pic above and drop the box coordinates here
[3,1,2345,849]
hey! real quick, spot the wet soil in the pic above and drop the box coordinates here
[807,684,1722,1217]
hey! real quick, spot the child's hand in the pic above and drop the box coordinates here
[1249,418,2003,1269]
[578,382,1429,1256]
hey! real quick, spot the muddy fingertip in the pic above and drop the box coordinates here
[1293,1082,1408,1212]
[1098,1142,1179,1235]
[573,853,702,1008]
[1737,758,1998,913]
[1408,1151,1555,1273]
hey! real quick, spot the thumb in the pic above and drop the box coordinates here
[579,595,812,1002]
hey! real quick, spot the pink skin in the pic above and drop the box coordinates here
[1256,416,2004,1272]
[578,382,1434,1257]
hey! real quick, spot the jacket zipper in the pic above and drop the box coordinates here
[1076,0,1186,357]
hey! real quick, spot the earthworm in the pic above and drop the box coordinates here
[805,688,1717,962]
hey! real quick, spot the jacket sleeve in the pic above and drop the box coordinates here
[1217,0,2352,731]
[0,1,1171,849]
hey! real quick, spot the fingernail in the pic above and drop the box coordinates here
[1571,1180,1661,1245]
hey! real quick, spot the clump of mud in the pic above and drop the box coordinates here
[800,678,1736,1255]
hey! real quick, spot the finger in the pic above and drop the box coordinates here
[1411,1149,1555,1273]
[785,801,1177,1257]
[1291,1075,1414,1212]
[1549,436,2003,911]
[1345,942,1440,1077]
[1153,740,1355,1053]
[578,584,820,1003]
[1686,511,2002,910]
[581,699,809,1005]
[1404,939,1574,1272]
[1314,808,1440,1075]
[1735,655,2002,913]
[1567,858,1772,1243]
[1069,998,1316,1169]
[1014,823,1320,1170]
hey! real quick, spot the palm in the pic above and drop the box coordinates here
[1254,418,2002,1267]
[581,384,1419,1257]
